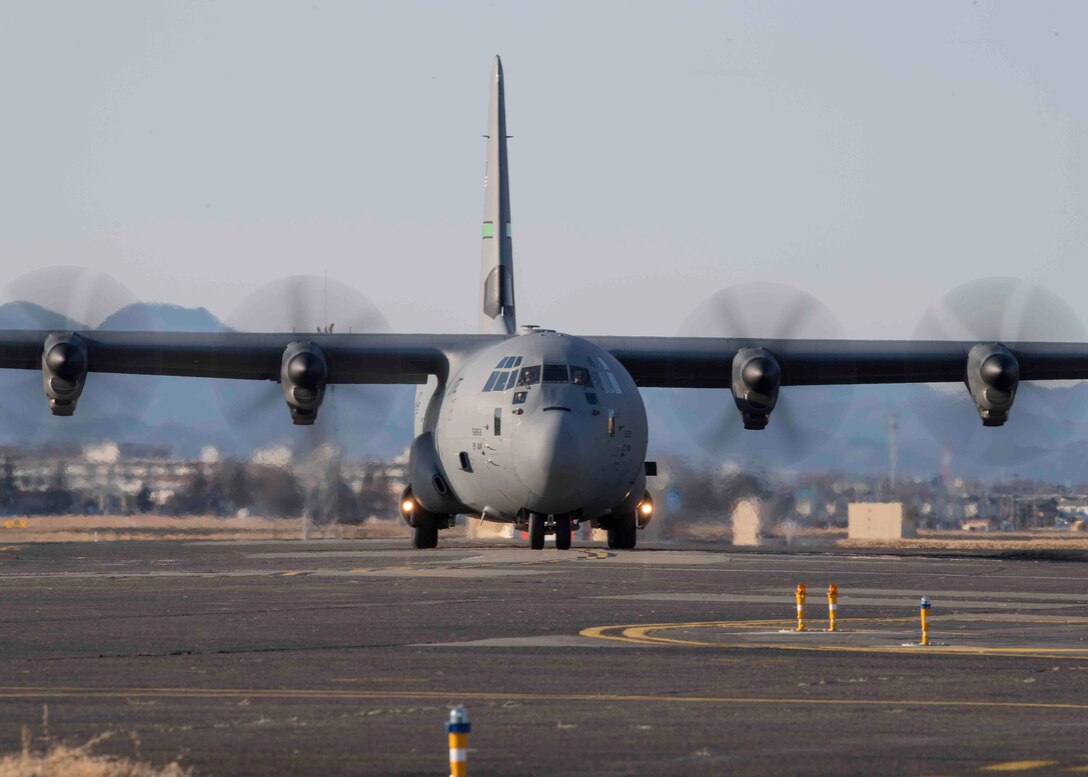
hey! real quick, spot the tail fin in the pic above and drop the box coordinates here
[478,55,517,335]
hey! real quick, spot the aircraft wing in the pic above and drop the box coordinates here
[590,337,1088,388]
[0,331,502,384]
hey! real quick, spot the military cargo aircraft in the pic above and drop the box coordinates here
[3,56,1088,550]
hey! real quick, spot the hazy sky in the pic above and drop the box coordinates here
[2,1,1086,338]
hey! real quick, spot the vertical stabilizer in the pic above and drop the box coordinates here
[478,55,516,335]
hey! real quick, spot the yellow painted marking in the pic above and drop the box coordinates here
[1063,766,1088,773]
[580,618,1088,660]
[0,545,23,551]
[2,519,28,529]
[0,686,1086,711]
[578,550,611,560]
[982,761,1060,772]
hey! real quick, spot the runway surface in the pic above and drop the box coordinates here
[1,539,1087,776]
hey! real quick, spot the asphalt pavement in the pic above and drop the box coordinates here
[1,539,1086,776]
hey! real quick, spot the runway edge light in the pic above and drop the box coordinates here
[920,595,931,646]
[447,706,471,777]
[827,583,838,632]
[795,583,806,632]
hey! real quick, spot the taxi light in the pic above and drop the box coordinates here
[402,499,415,513]
[640,502,653,516]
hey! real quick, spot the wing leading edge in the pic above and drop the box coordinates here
[0,331,502,384]
[5,330,1088,386]
[590,337,1088,388]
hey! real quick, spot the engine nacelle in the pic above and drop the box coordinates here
[280,342,327,425]
[966,343,1019,427]
[731,347,781,430]
[42,333,88,416]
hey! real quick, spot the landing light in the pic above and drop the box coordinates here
[640,502,653,516]
[402,499,415,513]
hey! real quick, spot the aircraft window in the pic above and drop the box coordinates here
[585,391,598,405]
[517,365,541,386]
[512,356,523,367]
[604,372,621,394]
[505,371,518,390]
[513,390,528,405]
[542,364,569,383]
[483,371,501,391]
[494,408,502,436]
[571,367,592,387]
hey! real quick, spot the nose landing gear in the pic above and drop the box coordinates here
[528,512,546,550]
[554,514,572,550]
[527,512,575,550]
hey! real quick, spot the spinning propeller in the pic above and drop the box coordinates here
[670,281,854,466]
[910,277,1088,466]
[0,266,157,440]
[215,275,398,455]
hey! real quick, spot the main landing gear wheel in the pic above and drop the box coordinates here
[529,512,546,550]
[554,514,572,550]
[607,512,637,550]
[411,511,440,549]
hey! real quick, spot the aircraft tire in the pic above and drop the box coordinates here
[411,512,440,549]
[555,514,572,550]
[528,512,546,550]
[607,512,637,550]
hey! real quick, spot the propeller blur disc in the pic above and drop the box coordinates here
[216,275,398,456]
[670,282,854,467]
[910,277,1088,467]
[0,266,156,443]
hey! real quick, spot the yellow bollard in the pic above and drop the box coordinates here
[447,706,470,777]
[827,583,838,632]
[920,595,931,646]
[795,583,806,631]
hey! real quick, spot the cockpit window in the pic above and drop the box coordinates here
[484,369,519,391]
[571,367,592,387]
[517,365,541,386]
[589,356,622,394]
[542,364,569,383]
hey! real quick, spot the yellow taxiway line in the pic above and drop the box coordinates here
[0,686,1087,712]
[580,617,1088,660]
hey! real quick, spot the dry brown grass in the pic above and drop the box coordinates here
[0,725,193,777]
[0,515,415,543]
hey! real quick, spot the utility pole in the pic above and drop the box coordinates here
[888,408,899,493]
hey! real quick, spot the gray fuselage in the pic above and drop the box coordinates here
[417,329,648,522]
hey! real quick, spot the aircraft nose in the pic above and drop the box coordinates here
[513,408,592,514]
